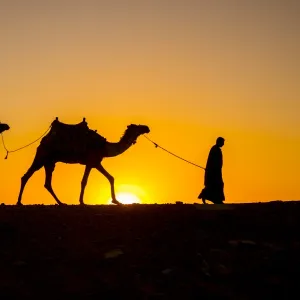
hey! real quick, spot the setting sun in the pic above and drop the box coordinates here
[112,192,141,205]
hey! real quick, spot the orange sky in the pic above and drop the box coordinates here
[1,0,300,205]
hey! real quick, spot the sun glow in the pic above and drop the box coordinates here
[106,184,146,205]
[114,192,141,204]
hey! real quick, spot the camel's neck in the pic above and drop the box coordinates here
[104,132,138,157]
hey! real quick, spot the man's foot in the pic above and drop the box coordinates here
[112,199,122,205]
[213,200,224,204]
[202,198,207,204]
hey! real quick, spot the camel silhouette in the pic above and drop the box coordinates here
[0,122,10,134]
[17,117,150,206]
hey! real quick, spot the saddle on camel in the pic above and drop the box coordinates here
[45,117,107,163]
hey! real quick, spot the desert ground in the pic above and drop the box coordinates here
[0,201,299,299]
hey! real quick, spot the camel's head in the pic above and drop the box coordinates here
[126,124,150,144]
[0,123,10,134]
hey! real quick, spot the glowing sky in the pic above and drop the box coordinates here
[1,0,300,204]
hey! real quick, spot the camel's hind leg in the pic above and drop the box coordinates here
[44,163,65,205]
[17,161,44,205]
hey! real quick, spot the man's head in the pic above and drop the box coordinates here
[216,137,225,147]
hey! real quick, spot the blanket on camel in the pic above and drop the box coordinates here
[40,117,106,155]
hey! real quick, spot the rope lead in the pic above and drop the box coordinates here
[143,135,205,170]
[1,125,51,159]
[1,124,205,171]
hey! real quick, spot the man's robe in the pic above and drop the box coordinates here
[198,145,225,203]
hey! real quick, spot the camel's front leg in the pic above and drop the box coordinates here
[95,164,122,205]
[79,166,91,205]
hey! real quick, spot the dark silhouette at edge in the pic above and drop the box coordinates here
[198,137,225,204]
[0,122,10,134]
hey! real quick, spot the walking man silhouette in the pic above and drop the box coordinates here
[198,137,225,204]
